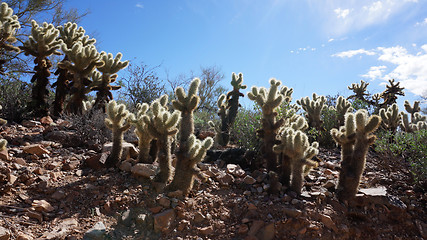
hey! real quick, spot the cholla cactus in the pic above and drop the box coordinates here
[247,78,285,171]
[129,102,152,163]
[379,103,400,133]
[335,96,353,126]
[169,78,214,194]
[0,2,20,53]
[400,112,427,132]
[209,72,246,146]
[296,93,327,130]
[58,41,104,114]
[104,100,131,167]
[20,20,62,116]
[404,100,421,123]
[93,52,129,110]
[348,80,370,101]
[142,98,180,183]
[53,22,90,116]
[273,128,319,194]
[331,110,381,201]
[381,79,404,106]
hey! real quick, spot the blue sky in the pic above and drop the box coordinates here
[66,0,427,109]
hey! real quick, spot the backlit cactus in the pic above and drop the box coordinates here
[209,72,246,146]
[331,109,381,201]
[247,78,285,171]
[104,100,131,167]
[400,112,427,132]
[58,41,104,114]
[93,52,129,110]
[379,103,400,133]
[142,98,180,183]
[129,102,153,163]
[0,2,20,72]
[348,80,370,102]
[20,20,62,116]
[273,128,319,194]
[335,96,353,126]
[404,100,421,123]
[296,93,327,130]
[169,78,214,194]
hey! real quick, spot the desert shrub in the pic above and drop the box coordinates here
[194,110,218,132]
[350,98,375,114]
[62,108,111,147]
[0,77,32,122]
[375,129,427,186]
[230,106,262,151]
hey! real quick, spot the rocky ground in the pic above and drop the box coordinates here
[0,117,426,240]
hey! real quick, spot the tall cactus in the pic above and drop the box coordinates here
[273,128,319,194]
[379,103,400,133]
[58,41,104,114]
[348,80,370,102]
[168,78,214,194]
[0,2,21,72]
[247,79,285,171]
[104,100,131,167]
[331,110,381,201]
[129,102,153,163]
[209,72,246,146]
[52,22,89,116]
[20,20,62,117]
[93,52,129,110]
[296,93,327,130]
[142,98,180,183]
[335,96,353,127]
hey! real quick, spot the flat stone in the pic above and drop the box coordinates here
[319,214,338,232]
[22,120,40,127]
[119,161,132,172]
[238,224,249,235]
[323,180,336,189]
[283,207,302,218]
[257,222,275,240]
[83,222,106,240]
[103,142,138,160]
[32,199,54,212]
[23,144,50,156]
[16,233,33,240]
[359,186,387,196]
[158,197,171,208]
[217,172,235,185]
[243,175,256,185]
[84,153,106,170]
[226,164,245,177]
[153,209,176,233]
[0,149,9,161]
[40,116,53,125]
[199,226,214,235]
[0,226,10,240]
[131,163,157,178]
[62,161,79,171]
[14,158,26,165]
[193,212,205,223]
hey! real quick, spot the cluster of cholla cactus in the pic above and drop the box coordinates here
[0,2,20,72]
[209,72,246,146]
[296,93,327,130]
[400,100,427,132]
[20,20,63,117]
[331,110,381,201]
[104,100,132,167]
[333,96,353,127]
[379,103,400,133]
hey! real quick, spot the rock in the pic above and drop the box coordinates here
[41,218,78,239]
[226,164,245,177]
[217,172,235,185]
[120,209,132,226]
[27,210,43,222]
[40,116,53,125]
[359,186,387,196]
[167,190,183,198]
[14,158,26,165]
[22,120,40,127]
[323,180,336,189]
[103,142,138,160]
[248,220,264,236]
[16,233,33,240]
[83,222,106,240]
[158,197,171,208]
[119,160,132,172]
[0,226,10,240]
[8,174,17,185]
[154,209,176,232]
[45,161,61,170]
[415,219,427,239]
[257,222,275,240]
[44,131,80,147]
[51,189,66,200]
[23,144,50,156]
[291,199,301,205]
[0,149,8,161]
[199,226,214,235]
[243,175,256,185]
[193,212,205,223]
[238,224,249,235]
[62,161,79,171]
[131,163,157,178]
[283,207,302,218]
[84,153,106,170]
[319,214,338,232]
[32,199,54,212]
[247,203,257,210]
[33,167,44,175]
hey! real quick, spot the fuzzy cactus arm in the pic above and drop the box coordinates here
[379,103,400,132]
[0,2,21,52]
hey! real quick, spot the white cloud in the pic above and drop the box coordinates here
[136,3,144,9]
[361,65,387,80]
[332,49,376,58]
[337,45,427,96]
[334,8,350,19]
[415,17,427,26]
[328,38,334,42]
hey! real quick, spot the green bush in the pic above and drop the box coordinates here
[230,106,262,151]
[0,77,32,122]
[375,129,427,186]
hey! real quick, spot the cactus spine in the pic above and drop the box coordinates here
[20,20,62,117]
[0,2,20,72]
[210,72,246,146]
[247,79,285,171]
[169,78,214,194]
[142,97,180,183]
[273,128,319,194]
[93,52,129,110]
[296,93,327,130]
[379,103,400,133]
[104,100,131,167]
[331,110,381,201]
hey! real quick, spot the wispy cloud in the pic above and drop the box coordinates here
[334,8,350,19]
[136,3,144,9]
[332,49,376,58]
[333,45,427,96]
[415,17,427,26]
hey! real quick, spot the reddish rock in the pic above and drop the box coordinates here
[199,226,214,235]
[62,161,79,171]
[16,233,33,240]
[85,153,106,170]
[0,149,8,161]
[243,175,256,185]
[238,224,249,235]
[131,163,157,178]
[150,206,163,214]
[319,214,338,232]
[153,209,176,232]
[14,158,26,165]
[0,226,10,240]
[23,144,50,156]
[40,116,53,125]
[32,199,54,212]
[257,222,275,240]
[248,220,264,236]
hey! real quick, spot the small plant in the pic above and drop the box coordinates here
[331,109,381,201]
[209,72,246,146]
[104,100,131,167]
